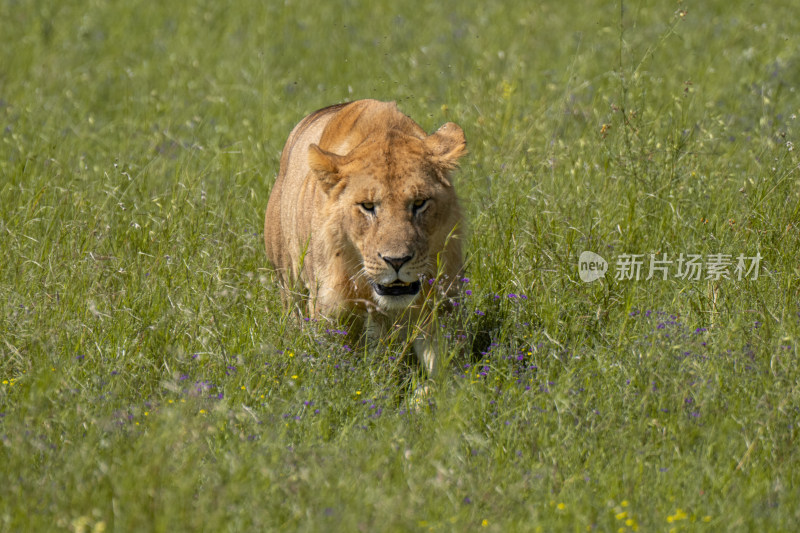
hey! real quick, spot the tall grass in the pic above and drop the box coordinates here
[2,0,799,531]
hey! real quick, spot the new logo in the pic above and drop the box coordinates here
[578,251,608,283]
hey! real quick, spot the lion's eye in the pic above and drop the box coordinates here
[412,199,429,213]
[359,202,375,213]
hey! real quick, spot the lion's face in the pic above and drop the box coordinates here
[340,146,452,309]
[309,124,466,311]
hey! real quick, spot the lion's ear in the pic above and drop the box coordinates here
[308,144,345,191]
[425,122,467,185]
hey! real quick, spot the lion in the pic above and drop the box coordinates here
[264,100,467,377]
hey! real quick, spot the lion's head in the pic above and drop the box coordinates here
[307,121,467,311]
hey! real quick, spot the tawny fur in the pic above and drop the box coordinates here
[264,99,467,373]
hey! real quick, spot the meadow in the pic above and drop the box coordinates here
[2,0,799,530]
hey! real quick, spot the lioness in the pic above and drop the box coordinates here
[264,99,466,377]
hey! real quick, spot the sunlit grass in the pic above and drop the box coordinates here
[2,0,800,531]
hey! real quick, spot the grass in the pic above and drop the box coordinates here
[2,0,799,530]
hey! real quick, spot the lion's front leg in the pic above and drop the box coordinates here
[409,331,444,410]
[413,335,441,380]
[365,312,442,379]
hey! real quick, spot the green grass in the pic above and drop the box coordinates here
[2,0,800,531]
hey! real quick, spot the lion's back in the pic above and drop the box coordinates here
[264,103,348,284]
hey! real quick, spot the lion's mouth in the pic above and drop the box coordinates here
[372,280,421,297]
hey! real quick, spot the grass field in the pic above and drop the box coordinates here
[2,0,799,531]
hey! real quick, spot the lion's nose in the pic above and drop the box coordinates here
[380,254,413,273]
